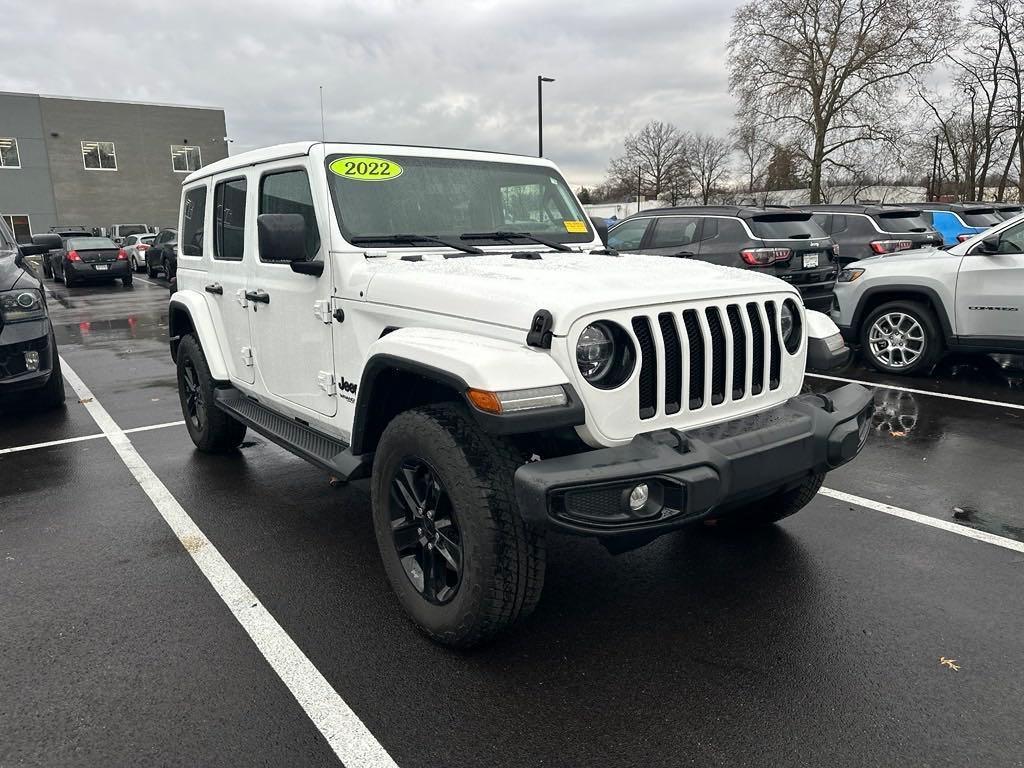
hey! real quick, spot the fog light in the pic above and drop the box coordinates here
[628,483,649,511]
[24,351,40,372]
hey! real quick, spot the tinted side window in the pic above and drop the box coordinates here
[607,219,650,251]
[214,179,247,261]
[845,214,876,237]
[831,215,847,234]
[259,170,321,261]
[182,187,207,257]
[648,216,701,248]
[811,214,831,233]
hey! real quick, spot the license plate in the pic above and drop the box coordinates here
[803,253,819,269]
[94,264,108,271]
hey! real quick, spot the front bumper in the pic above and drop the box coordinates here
[806,332,851,370]
[0,319,54,394]
[514,383,874,536]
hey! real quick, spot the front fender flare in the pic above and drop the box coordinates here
[168,292,230,381]
[351,327,583,453]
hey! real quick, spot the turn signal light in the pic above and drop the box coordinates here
[467,389,503,414]
[67,250,81,262]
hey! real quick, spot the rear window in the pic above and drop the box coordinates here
[960,209,1002,227]
[999,207,1023,220]
[748,214,827,240]
[874,211,931,233]
[141,235,156,244]
[67,237,116,250]
[118,225,149,237]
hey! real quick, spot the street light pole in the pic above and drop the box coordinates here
[537,75,555,157]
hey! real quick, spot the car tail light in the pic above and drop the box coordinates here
[956,233,973,243]
[740,247,792,266]
[869,239,913,254]
[117,248,128,260]
[67,250,81,262]
[138,244,150,251]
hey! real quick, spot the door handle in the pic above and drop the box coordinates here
[245,289,270,304]
[673,250,695,258]
[204,283,223,295]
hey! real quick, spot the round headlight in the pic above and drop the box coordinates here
[17,292,36,308]
[780,299,802,354]
[577,323,614,380]
[576,321,635,389]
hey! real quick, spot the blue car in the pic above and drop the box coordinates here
[917,203,1002,246]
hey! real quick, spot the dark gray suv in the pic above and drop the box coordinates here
[794,205,943,265]
[607,206,839,311]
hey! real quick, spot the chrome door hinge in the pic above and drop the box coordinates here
[313,299,333,324]
[240,347,254,367]
[317,371,337,395]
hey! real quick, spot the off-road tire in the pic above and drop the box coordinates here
[861,300,941,376]
[39,343,66,409]
[176,334,246,453]
[706,472,825,530]
[371,403,545,648]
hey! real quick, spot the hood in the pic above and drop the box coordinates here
[848,246,963,269]
[0,252,33,292]
[360,252,796,334]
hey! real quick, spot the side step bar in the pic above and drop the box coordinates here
[213,388,372,482]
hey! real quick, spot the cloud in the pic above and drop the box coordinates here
[0,0,741,187]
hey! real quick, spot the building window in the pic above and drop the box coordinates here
[171,145,202,173]
[2,214,32,243]
[81,140,117,170]
[0,138,20,168]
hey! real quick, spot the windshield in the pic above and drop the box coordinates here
[875,211,931,233]
[960,209,1002,227]
[67,237,117,250]
[748,214,827,240]
[325,154,593,246]
[118,225,149,237]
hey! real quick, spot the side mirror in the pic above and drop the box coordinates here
[257,213,307,263]
[589,216,609,246]
[32,233,63,251]
[980,234,1001,253]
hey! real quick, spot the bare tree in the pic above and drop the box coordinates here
[729,0,956,203]
[683,133,733,204]
[732,121,775,199]
[606,120,689,203]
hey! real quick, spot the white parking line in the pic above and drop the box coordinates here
[0,420,185,455]
[819,486,1024,554]
[133,276,163,287]
[807,372,1024,412]
[58,358,398,768]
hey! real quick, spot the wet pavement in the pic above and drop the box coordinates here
[2,276,1024,767]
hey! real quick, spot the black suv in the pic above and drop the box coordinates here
[962,201,1023,222]
[793,204,942,265]
[145,228,178,281]
[607,206,839,310]
[0,222,65,409]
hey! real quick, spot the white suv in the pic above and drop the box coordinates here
[832,213,1024,375]
[168,142,873,647]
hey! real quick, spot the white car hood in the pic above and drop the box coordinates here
[849,246,964,269]
[360,252,795,334]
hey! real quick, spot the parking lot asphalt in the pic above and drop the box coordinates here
[3,277,1024,767]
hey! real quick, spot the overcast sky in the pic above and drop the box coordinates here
[0,0,741,188]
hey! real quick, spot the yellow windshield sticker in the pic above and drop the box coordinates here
[329,156,404,181]
[563,220,588,233]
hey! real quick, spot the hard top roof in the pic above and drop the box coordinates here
[792,203,924,216]
[183,141,556,185]
[902,201,998,213]
[621,205,810,221]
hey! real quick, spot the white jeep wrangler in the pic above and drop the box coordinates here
[168,142,873,647]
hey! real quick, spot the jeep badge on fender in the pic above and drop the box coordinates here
[167,141,873,648]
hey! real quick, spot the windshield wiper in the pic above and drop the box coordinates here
[460,231,573,252]
[349,234,483,255]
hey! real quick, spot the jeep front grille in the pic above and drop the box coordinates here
[630,299,788,420]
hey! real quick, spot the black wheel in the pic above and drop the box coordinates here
[705,472,825,530]
[38,340,66,410]
[176,335,246,452]
[43,262,53,279]
[146,259,157,278]
[371,403,545,648]
[62,267,75,287]
[122,274,133,287]
[861,301,941,376]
